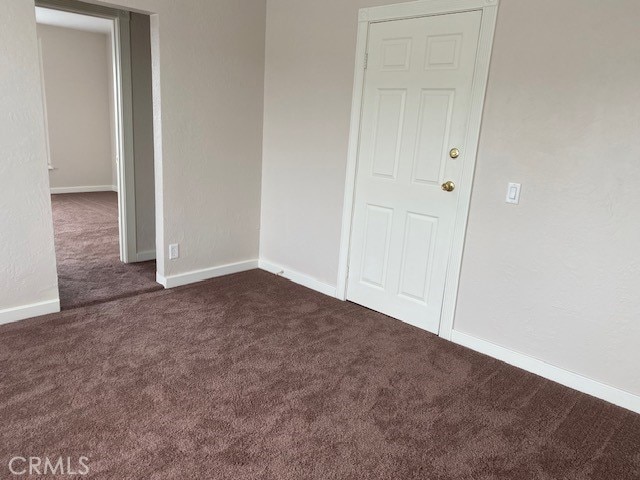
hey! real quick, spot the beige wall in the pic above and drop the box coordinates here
[261,0,640,396]
[261,0,412,286]
[0,0,265,313]
[38,24,115,190]
[4,0,637,399]
[455,0,640,396]
[128,0,266,277]
[130,12,156,257]
[107,35,118,190]
[40,16,156,257]
[0,1,58,311]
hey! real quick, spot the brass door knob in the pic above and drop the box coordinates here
[449,148,460,159]
[441,181,456,192]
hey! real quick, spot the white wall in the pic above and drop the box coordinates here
[38,24,115,191]
[0,1,59,318]
[261,0,640,398]
[0,0,266,313]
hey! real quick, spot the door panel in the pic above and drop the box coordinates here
[426,34,463,70]
[361,205,394,288]
[413,90,455,184]
[347,11,482,333]
[398,212,438,303]
[371,90,406,179]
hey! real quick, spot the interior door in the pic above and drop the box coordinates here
[347,11,482,334]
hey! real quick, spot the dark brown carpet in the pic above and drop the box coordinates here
[0,270,638,479]
[51,192,161,310]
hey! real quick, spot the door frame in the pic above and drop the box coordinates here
[35,0,138,264]
[336,0,499,340]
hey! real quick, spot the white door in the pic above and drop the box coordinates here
[347,11,482,334]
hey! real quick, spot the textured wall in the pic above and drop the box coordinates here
[119,0,266,277]
[38,24,114,190]
[261,0,416,285]
[261,0,640,396]
[107,36,118,190]
[1,0,266,314]
[454,0,640,396]
[0,1,58,310]
[130,12,156,257]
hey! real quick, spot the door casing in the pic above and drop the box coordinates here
[336,0,499,340]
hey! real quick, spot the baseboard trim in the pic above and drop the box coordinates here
[451,330,640,415]
[135,250,156,262]
[51,185,117,194]
[259,260,338,298]
[157,260,259,289]
[0,299,60,326]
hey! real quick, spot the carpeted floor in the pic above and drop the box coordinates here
[0,270,638,479]
[51,192,161,310]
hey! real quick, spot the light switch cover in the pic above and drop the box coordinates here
[506,183,521,205]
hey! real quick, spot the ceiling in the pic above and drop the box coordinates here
[35,7,112,35]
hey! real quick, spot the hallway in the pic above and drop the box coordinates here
[51,192,161,309]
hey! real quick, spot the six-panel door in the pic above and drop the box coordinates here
[347,11,482,333]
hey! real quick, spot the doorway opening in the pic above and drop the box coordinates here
[35,1,161,309]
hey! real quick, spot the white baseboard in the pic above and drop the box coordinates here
[0,299,60,326]
[157,260,258,289]
[51,185,117,194]
[451,330,640,415]
[135,250,156,262]
[259,260,338,298]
